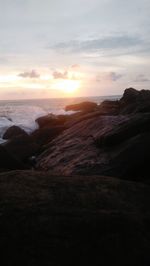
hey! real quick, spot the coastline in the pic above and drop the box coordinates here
[0,88,150,265]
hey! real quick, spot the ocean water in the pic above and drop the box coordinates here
[0,95,120,143]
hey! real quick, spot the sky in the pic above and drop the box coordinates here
[0,0,150,99]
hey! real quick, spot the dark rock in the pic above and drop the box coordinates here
[100,132,150,180]
[65,101,97,112]
[0,145,27,170]
[96,113,150,147]
[36,114,66,128]
[0,171,150,266]
[97,100,120,115]
[3,126,28,140]
[31,126,66,146]
[3,134,38,162]
[119,88,150,114]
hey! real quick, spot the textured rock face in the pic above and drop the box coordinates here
[0,170,150,266]
[36,88,150,180]
[36,115,129,175]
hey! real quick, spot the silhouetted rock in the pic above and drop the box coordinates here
[3,126,28,140]
[65,101,97,112]
[0,171,150,266]
[119,88,150,114]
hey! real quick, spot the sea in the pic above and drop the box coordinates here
[0,95,120,143]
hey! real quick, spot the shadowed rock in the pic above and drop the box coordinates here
[3,126,28,140]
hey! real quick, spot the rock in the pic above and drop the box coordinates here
[0,145,27,170]
[65,101,98,112]
[119,88,150,114]
[3,126,28,140]
[36,114,66,128]
[96,113,150,147]
[31,126,66,146]
[0,170,150,266]
[97,100,120,115]
[36,115,128,175]
[36,110,150,181]
[3,134,38,162]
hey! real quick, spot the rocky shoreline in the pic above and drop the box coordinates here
[1,87,150,181]
[1,87,150,265]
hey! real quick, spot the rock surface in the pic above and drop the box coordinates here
[0,170,150,266]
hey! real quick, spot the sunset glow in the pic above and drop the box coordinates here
[52,79,81,94]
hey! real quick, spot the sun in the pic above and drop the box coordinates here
[53,79,80,94]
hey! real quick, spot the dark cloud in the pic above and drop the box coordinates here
[134,74,150,82]
[18,70,40,78]
[50,35,143,55]
[52,70,68,79]
[96,71,123,82]
[108,72,123,81]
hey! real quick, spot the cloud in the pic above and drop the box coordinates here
[134,74,150,82]
[52,70,68,79]
[71,64,80,69]
[18,70,40,78]
[107,72,123,81]
[96,71,123,82]
[50,35,143,55]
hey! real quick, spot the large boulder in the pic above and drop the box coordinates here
[0,171,150,266]
[65,101,98,112]
[3,126,28,140]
